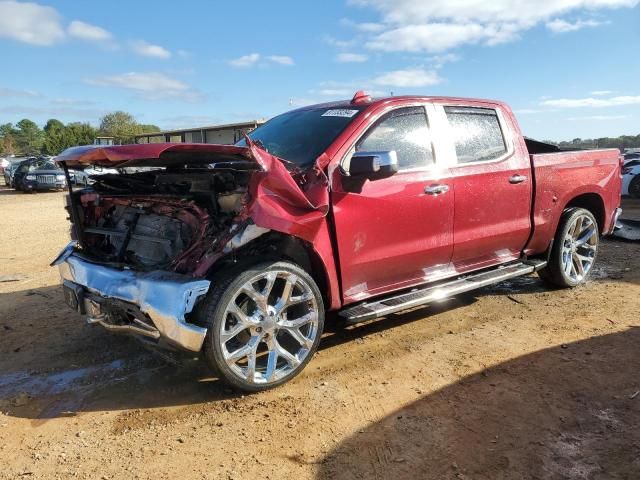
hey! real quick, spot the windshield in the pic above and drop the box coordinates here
[236,106,364,167]
[19,160,59,172]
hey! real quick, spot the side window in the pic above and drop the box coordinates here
[356,106,433,169]
[445,107,507,164]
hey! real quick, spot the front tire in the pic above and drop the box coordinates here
[196,261,324,392]
[538,208,599,288]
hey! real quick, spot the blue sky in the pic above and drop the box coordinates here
[0,0,638,140]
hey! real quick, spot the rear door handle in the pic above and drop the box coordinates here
[509,175,527,184]
[424,184,450,195]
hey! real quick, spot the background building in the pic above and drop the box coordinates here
[134,120,264,145]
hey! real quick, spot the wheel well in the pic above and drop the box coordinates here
[206,232,330,305]
[565,193,606,233]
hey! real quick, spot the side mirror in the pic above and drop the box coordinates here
[347,150,398,179]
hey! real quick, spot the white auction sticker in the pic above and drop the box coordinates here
[321,109,359,118]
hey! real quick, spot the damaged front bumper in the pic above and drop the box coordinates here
[52,242,210,352]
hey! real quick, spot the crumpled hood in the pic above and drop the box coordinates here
[55,143,261,169]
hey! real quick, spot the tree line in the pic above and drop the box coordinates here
[0,111,160,156]
[544,134,640,151]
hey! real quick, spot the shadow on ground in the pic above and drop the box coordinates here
[318,328,640,480]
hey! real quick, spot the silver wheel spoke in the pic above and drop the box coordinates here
[283,326,313,349]
[262,272,277,298]
[287,292,314,307]
[226,335,260,363]
[241,284,267,312]
[279,275,297,305]
[221,322,249,343]
[573,253,585,277]
[279,312,315,329]
[275,341,301,368]
[265,348,278,381]
[576,226,595,245]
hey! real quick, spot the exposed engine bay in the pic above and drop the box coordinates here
[70,167,259,274]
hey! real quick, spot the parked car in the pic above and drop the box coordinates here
[2,160,14,185]
[13,157,67,192]
[52,92,622,391]
[622,159,640,198]
[0,157,8,175]
[69,166,119,186]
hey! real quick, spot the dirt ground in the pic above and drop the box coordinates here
[0,188,638,480]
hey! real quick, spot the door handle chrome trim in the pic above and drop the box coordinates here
[424,184,450,195]
[509,175,527,184]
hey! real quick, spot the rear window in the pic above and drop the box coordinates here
[445,107,507,164]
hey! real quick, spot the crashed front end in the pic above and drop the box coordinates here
[51,142,329,352]
[53,243,210,351]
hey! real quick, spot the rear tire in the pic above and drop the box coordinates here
[538,208,599,288]
[196,261,325,392]
[629,175,640,199]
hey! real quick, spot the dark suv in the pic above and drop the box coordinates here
[13,157,66,193]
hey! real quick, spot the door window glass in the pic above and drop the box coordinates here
[357,106,433,169]
[445,107,507,163]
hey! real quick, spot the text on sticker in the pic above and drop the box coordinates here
[321,109,359,118]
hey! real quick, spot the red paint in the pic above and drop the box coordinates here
[56,95,622,312]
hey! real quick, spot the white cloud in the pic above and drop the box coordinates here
[86,72,203,102]
[350,0,637,25]
[0,86,41,98]
[266,55,295,65]
[68,20,112,41]
[289,97,320,107]
[336,52,368,63]
[229,53,295,67]
[515,108,543,114]
[0,0,65,46]
[350,0,638,52]
[318,88,355,97]
[373,68,442,87]
[131,40,171,59]
[568,114,630,120]
[546,18,605,33]
[229,53,261,68]
[322,35,355,48]
[428,53,461,68]
[591,90,614,96]
[541,95,640,108]
[366,22,521,53]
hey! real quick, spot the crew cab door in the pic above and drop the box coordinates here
[438,104,532,271]
[331,105,455,303]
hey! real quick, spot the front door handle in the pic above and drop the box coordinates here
[424,184,450,195]
[509,175,527,184]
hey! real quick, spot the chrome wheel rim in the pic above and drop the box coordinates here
[219,270,318,385]
[562,214,598,282]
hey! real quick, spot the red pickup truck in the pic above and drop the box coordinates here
[52,92,622,391]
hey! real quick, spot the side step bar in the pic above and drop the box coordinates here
[339,259,547,324]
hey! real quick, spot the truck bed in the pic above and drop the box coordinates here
[525,146,622,255]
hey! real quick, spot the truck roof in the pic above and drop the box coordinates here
[291,92,508,112]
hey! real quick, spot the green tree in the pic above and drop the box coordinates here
[64,122,96,147]
[14,119,43,154]
[138,124,161,134]
[99,111,160,144]
[42,119,66,155]
[99,111,139,144]
[0,123,16,155]
[42,120,97,155]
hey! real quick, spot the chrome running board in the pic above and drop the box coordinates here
[339,259,547,324]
